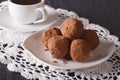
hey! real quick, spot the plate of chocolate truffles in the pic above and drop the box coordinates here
[24,18,115,69]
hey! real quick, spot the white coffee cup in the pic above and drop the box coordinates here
[8,0,48,24]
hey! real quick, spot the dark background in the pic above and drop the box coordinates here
[0,0,120,80]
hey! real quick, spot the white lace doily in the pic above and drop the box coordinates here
[0,1,120,80]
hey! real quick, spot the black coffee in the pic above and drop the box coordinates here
[11,0,41,5]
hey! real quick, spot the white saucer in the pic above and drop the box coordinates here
[0,5,58,32]
[23,30,115,69]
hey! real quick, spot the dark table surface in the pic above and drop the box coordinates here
[0,0,120,80]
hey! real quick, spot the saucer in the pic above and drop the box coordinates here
[0,5,58,32]
[23,30,115,69]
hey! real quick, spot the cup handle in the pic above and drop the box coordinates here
[33,7,48,24]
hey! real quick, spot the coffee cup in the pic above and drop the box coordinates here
[8,0,48,24]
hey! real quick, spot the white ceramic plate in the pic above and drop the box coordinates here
[23,30,115,69]
[0,5,58,32]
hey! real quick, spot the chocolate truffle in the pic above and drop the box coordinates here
[48,36,70,59]
[70,39,90,62]
[83,29,99,50]
[61,18,84,40]
[42,27,61,48]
